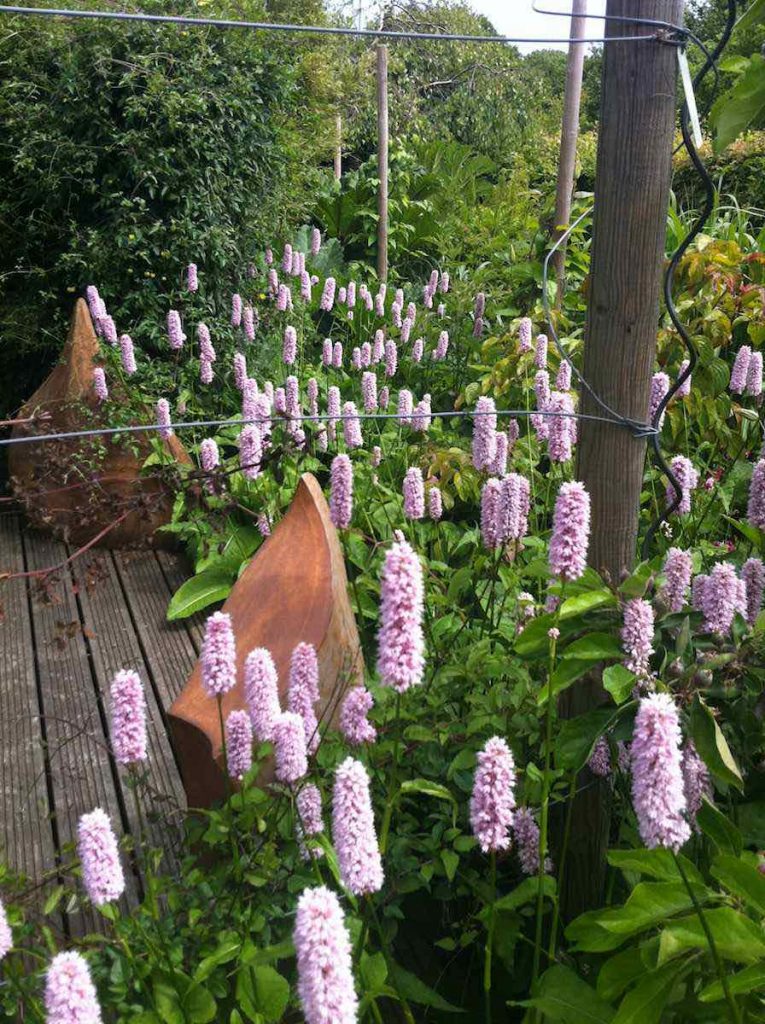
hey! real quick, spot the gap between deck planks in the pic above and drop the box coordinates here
[0,513,204,932]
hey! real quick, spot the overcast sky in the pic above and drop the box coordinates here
[470,0,608,52]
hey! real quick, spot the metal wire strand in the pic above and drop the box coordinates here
[0,4,673,43]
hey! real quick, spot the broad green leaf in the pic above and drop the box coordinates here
[596,882,704,937]
[619,562,654,599]
[602,665,635,705]
[152,978,184,1024]
[724,516,765,551]
[236,965,289,1023]
[441,849,459,881]
[689,696,744,792]
[520,965,615,1022]
[194,937,241,982]
[736,0,765,34]
[561,633,622,662]
[737,800,765,847]
[697,798,743,856]
[555,709,616,771]
[612,959,689,1024]
[43,885,65,916]
[360,951,387,995]
[399,779,457,824]
[566,910,631,954]
[699,963,765,1003]
[167,568,234,621]
[537,659,591,705]
[183,984,216,1024]
[596,950,646,1004]
[196,523,260,573]
[559,589,617,620]
[493,875,556,914]
[710,854,765,915]
[389,964,465,1013]
[607,849,703,886]
[659,908,765,964]
[712,55,765,151]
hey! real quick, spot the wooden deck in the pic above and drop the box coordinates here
[0,511,203,928]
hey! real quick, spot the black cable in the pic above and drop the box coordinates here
[642,0,739,558]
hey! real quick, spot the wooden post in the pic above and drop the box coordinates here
[334,112,342,181]
[552,0,588,305]
[376,42,389,282]
[561,0,684,919]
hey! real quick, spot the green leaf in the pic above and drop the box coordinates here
[725,516,765,552]
[559,589,617,620]
[602,665,636,706]
[555,709,616,771]
[612,959,688,1024]
[183,984,217,1024]
[697,798,743,856]
[607,849,703,886]
[389,965,465,1013]
[236,966,289,1023]
[566,910,631,954]
[167,568,234,621]
[711,54,765,151]
[519,965,615,1022]
[196,523,261,573]
[736,0,765,35]
[441,849,459,882]
[699,963,765,1003]
[710,854,765,915]
[493,875,556,914]
[659,908,765,963]
[595,882,704,937]
[619,561,654,599]
[152,977,184,1024]
[596,950,646,1004]
[399,779,457,825]
[194,938,241,982]
[43,885,66,916]
[689,696,744,792]
[360,951,387,995]
[537,659,591,705]
[561,633,623,662]
[737,801,765,847]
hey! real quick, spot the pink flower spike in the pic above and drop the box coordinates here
[748,460,765,529]
[470,736,516,853]
[403,467,425,520]
[156,398,173,440]
[288,642,321,754]
[549,481,591,581]
[226,709,253,781]
[77,808,125,906]
[342,401,363,449]
[332,757,384,895]
[682,740,712,832]
[730,345,752,394]
[45,951,104,1024]
[200,611,236,698]
[294,886,358,1024]
[742,557,765,625]
[296,783,324,860]
[660,548,693,612]
[518,317,533,353]
[330,454,353,529]
[631,692,690,852]
[186,263,198,292]
[0,899,10,960]
[376,537,425,693]
[428,486,443,522]
[273,711,308,784]
[472,396,497,471]
[110,669,147,766]
[92,367,108,403]
[119,334,136,375]
[339,687,377,746]
[621,598,655,678]
[244,648,281,742]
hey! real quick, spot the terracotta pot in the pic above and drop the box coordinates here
[10,299,190,549]
[169,473,364,808]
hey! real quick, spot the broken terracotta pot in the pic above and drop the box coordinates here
[9,299,190,549]
[169,472,364,808]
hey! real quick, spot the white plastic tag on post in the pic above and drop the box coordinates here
[678,48,703,149]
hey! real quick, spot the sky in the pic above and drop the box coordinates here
[470,0,609,52]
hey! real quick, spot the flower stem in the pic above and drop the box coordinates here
[547,771,576,960]
[674,853,741,1024]
[484,849,497,1024]
[379,692,402,855]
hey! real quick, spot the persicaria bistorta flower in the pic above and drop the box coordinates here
[244,648,281,742]
[294,886,358,1024]
[77,808,125,906]
[273,711,308,784]
[403,467,425,520]
[631,692,690,852]
[676,358,691,398]
[650,371,670,427]
[547,391,576,463]
[295,783,324,860]
[200,611,236,697]
[310,227,321,256]
[660,547,693,612]
[92,367,108,403]
[330,454,353,529]
[119,334,136,375]
[621,598,654,678]
[186,263,198,292]
[556,359,572,391]
[512,806,549,875]
[167,310,185,350]
[397,388,413,425]
[699,562,746,635]
[288,642,320,754]
[226,709,253,781]
[100,315,118,346]
[470,736,516,853]
[747,350,763,396]
[748,460,765,529]
[480,478,502,550]
[320,277,336,311]
[110,669,147,766]
[667,456,699,515]
[156,398,172,440]
[434,330,449,360]
[535,334,548,369]
[730,345,752,394]
[376,536,425,693]
[283,325,297,365]
[472,396,497,471]
[384,339,398,378]
[549,481,591,581]
[342,401,363,449]
[332,757,384,895]
[362,371,378,412]
[199,438,219,479]
[429,486,443,522]
[518,317,533,353]
[0,899,10,961]
[498,473,530,543]
[231,293,242,327]
[588,736,611,778]
[339,687,376,746]
[682,740,711,832]
[45,951,103,1024]
[742,557,765,625]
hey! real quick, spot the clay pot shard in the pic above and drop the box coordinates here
[9,299,190,549]
[169,472,364,808]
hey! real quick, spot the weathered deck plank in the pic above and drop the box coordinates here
[0,515,58,885]
[71,549,185,858]
[21,530,136,930]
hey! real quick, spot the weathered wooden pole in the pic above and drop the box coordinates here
[552,0,588,305]
[561,0,684,919]
[376,42,389,282]
[334,112,342,181]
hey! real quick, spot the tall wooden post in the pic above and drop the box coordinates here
[376,42,389,282]
[334,112,342,181]
[561,0,684,919]
[552,0,588,305]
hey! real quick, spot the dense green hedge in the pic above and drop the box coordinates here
[673,132,765,213]
[0,2,324,417]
